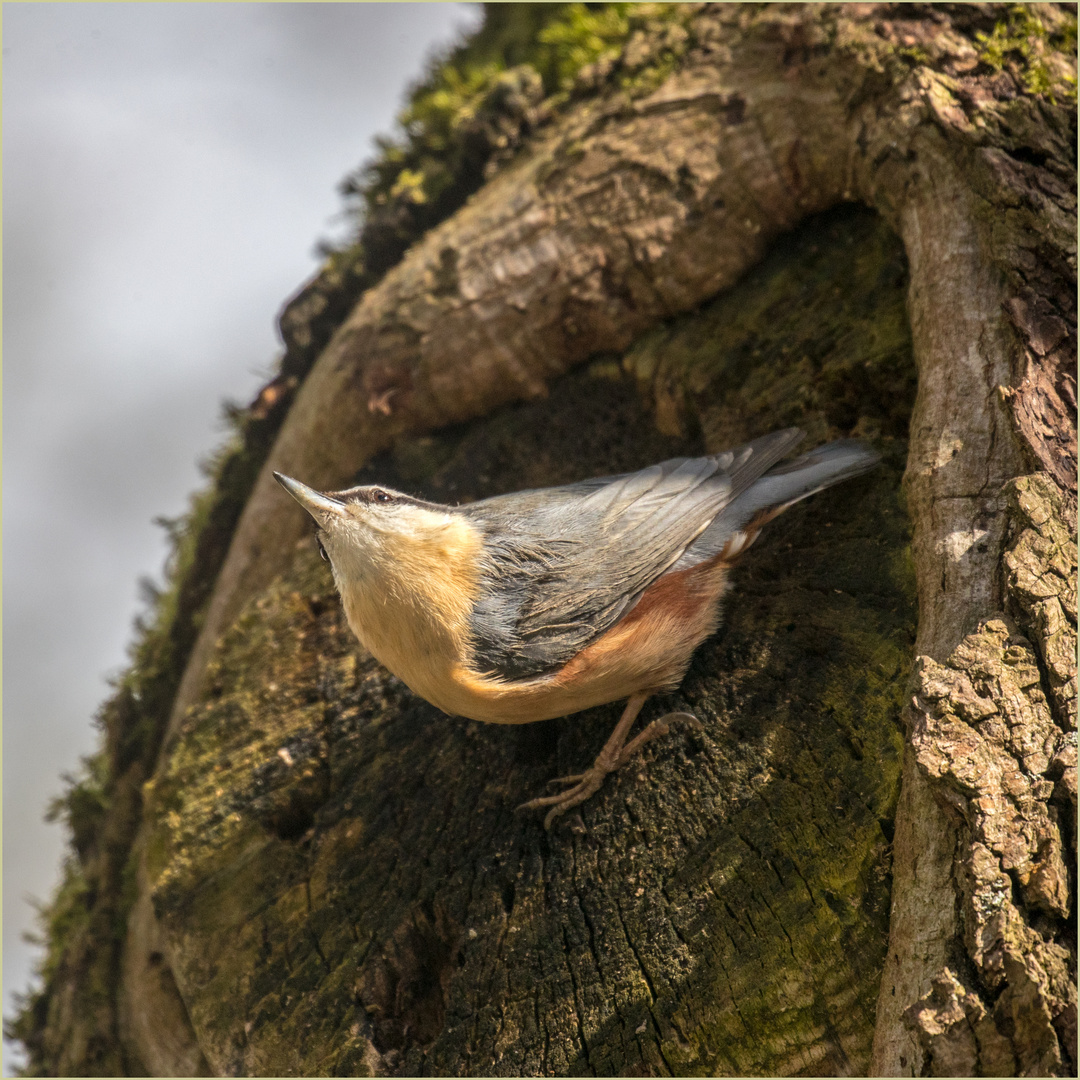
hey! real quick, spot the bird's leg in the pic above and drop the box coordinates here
[517,693,648,828]
[616,711,700,766]
[518,695,700,830]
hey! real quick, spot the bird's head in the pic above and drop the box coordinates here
[273,472,474,595]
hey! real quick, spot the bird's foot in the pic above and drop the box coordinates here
[517,768,609,830]
[615,712,700,768]
[518,710,702,830]
[546,773,586,788]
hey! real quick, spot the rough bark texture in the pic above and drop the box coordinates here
[904,615,1074,1076]
[13,4,1076,1076]
[139,207,917,1076]
[893,473,1077,1077]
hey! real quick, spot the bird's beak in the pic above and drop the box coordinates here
[273,472,346,527]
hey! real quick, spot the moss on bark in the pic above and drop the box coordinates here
[145,205,917,1076]
[8,8,682,1072]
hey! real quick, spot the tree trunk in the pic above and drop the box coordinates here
[18,4,1075,1076]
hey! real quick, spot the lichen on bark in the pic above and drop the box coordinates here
[905,616,1076,1076]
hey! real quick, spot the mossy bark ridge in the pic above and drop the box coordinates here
[11,4,1075,1076]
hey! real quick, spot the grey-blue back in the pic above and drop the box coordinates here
[460,429,878,680]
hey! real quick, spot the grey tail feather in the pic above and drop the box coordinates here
[676,440,879,567]
[739,439,880,512]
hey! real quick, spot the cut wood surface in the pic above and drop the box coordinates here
[138,207,916,1075]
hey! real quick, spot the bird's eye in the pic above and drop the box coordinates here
[372,489,393,504]
[316,536,329,561]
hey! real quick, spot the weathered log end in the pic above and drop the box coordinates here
[138,207,917,1076]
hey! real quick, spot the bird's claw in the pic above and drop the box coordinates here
[517,768,606,829]
[546,773,585,788]
[613,711,701,767]
[518,711,703,831]
[660,711,702,732]
[518,769,603,809]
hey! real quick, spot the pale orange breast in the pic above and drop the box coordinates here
[337,511,484,707]
[432,554,732,724]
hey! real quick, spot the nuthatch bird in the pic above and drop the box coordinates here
[275,428,877,828]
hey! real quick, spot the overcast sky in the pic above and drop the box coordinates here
[2,3,482,1069]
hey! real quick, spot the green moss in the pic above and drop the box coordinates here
[3,847,131,1077]
[29,859,94,987]
[45,754,110,865]
[15,25,702,1032]
[976,4,1078,102]
[2,858,89,1072]
[338,5,566,271]
[30,7,674,983]
[4,418,275,1075]
[625,203,915,449]
[139,548,403,1069]
[338,3,694,271]
[11,7,925,1072]
[895,43,931,67]
[536,2,633,88]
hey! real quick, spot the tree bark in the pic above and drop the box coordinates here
[22,4,1075,1076]
[137,201,918,1075]
[139,4,1077,1075]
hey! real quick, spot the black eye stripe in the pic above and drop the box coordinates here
[331,484,439,508]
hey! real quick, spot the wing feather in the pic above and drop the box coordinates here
[461,428,805,679]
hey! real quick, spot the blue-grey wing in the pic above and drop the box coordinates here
[669,439,880,570]
[461,428,808,679]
